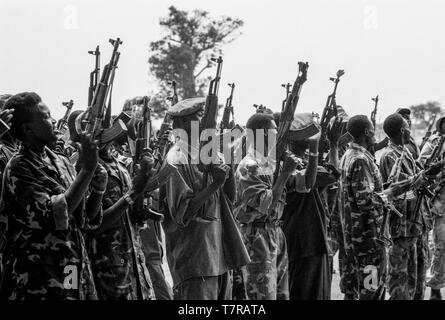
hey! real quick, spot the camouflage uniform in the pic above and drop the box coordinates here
[164,142,249,300]
[0,141,18,283]
[234,149,306,300]
[0,146,98,300]
[87,155,155,300]
[380,142,427,300]
[339,143,387,300]
[420,133,445,291]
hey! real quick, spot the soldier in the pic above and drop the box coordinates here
[163,98,249,300]
[0,94,16,181]
[77,114,157,300]
[234,112,299,300]
[339,115,391,300]
[397,108,420,160]
[0,92,104,299]
[420,116,445,300]
[281,113,340,300]
[380,113,436,300]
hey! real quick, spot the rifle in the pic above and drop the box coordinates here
[273,62,309,180]
[200,56,223,134]
[318,69,345,164]
[88,46,100,107]
[184,56,223,221]
[56,99,74,134]
[75,38,126,145]
[129,97,163,222]
[420,113,438,151]
[220,83,235,130]
[281,83,292,112]
[153,81,178,164]
[371,95,379,129]
[412,134,445,223]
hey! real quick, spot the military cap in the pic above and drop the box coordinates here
[397,107,411,116]
[167,97,206,117]
[288,112,320,141]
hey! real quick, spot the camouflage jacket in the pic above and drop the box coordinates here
[380,142,426,238]
[339,143,385,258]
[0,146,97,300]
[234,148,308,224]
[87,154,154,300]
[420,133,445,218]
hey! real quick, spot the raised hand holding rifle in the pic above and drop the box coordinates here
[75,38,126,145]
[272,61,309,181]
[153,81,178,165]
[131,96,164,222]
[318,69,345,164]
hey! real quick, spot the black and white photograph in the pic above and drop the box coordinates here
[1,0,445,311]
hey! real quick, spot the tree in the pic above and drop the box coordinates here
[409,101,443,128]
[147,6,243,119]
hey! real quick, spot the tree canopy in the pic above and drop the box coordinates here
[147,6,243,118]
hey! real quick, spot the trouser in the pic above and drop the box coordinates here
[173,272,232,300]
[240,222,289,300]
[232,267,248,300]
[414,232,428,300]
[146,262,173,300]
[427,215,445,290]
[388,237,418,300]
[289,254,331,300]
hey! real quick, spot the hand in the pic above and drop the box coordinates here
[211,164,230,186]
[77,133,99,172]
[91,163,108,192]
[132,151,155,194]
[282,151,299,175]
[0,109,13,127]
[327,117,343,145]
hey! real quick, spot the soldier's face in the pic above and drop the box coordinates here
[401,120,411,144]
[364,122,376,146]
[27,102,57,144]
[401,114,411,128]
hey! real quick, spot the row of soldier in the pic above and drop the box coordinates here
[0,61,444,300]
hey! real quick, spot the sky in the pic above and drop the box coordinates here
[1,0,445,128]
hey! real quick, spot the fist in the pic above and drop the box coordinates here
[77,133,99,172]
[282,151,298,174]
[211,164,230,186]
[91,163,108,192]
